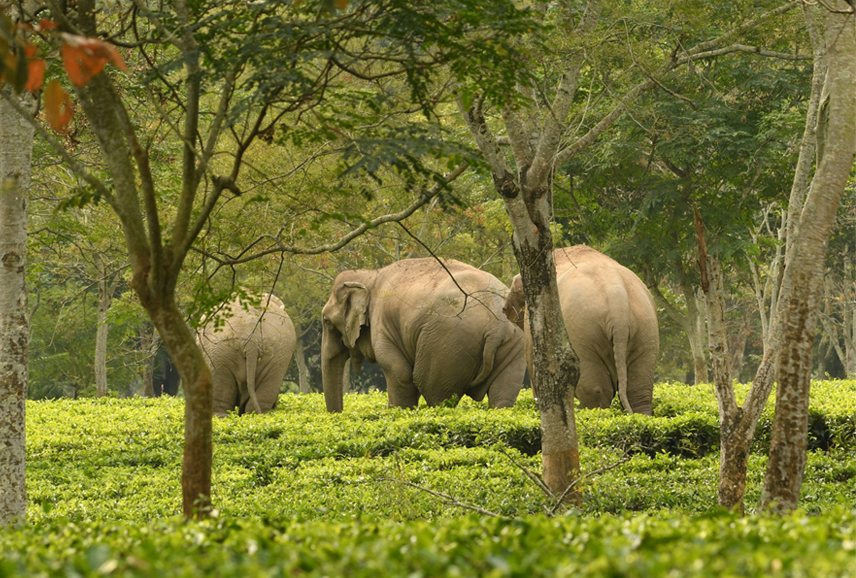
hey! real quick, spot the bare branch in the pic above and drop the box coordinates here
[194,164,469,264]
[379,478,504,518]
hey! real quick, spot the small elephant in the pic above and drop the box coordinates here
[504,246,659,414]
[321,258,525,411]
[197,293,296,417]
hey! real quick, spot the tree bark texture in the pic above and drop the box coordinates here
[140,323,156,397]
[294,325,310,394]
[0,91,34,526]
[761,2,856,513]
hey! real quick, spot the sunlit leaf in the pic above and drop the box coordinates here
[44,79,73,132]
[60,35,128,87]
[60,44,106,87]
[335,0,349,9]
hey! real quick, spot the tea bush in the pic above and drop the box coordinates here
[1,510,854,577]
[8,379,854,576]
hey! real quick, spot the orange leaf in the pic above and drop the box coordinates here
[44,79,73,133]
[335,0,349,8]
[24,44,38,59]
[38,19,58,31]
[61,43,106,87]
[60,35,127,86]
[25,58,45,92]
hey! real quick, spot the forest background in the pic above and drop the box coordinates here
[15,1,854,405]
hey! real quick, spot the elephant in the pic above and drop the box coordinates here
[197,293,297,417]
[503,245,659,414]
[321,258,526,412]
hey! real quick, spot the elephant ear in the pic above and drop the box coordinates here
[339,281,369,349]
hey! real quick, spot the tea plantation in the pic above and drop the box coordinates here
[2,380,854,577]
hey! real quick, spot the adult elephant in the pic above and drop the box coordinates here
[321,258,525,411]
[503,246,659,414]
[197,293,297,417]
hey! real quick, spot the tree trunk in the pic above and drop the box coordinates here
[94,254,112,398]
[646,273,707,385]
[294,325,310,394]
[761,2,856,513]
[140,322,156,397]
[515,232,582,504]
[0,90,34,527]
[145,297,213,517]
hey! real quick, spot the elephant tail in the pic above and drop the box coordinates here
[246,345,263,414]
[472,327,505,387]
[613,322,633,413]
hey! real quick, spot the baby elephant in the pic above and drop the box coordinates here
[197,293,296,417]
[321,258,525,411]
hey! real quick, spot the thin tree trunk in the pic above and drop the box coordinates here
[647,273,707,385]
[0,90,34,527]
[94,254,111,397]
[294,325,310,394]
[140,322,156,397]
[146,297,213,517]
[761,1,856,513]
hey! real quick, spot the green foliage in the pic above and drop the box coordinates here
[1,508,854,577]
[9,379,855,575]
[22,380,855,524]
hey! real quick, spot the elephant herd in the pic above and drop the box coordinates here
[196,245,660,417]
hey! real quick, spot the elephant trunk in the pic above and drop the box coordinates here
[321,328,349,413]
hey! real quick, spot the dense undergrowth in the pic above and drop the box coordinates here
[3,380,854,577]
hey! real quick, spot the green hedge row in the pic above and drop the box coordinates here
[23,380,855,523]
[26,380,855,467]
[2,509,854,577]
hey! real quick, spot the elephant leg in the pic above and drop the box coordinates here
[380,351,418,408]
[626,346,657,415]
[253,359,289,413]
[481,339,525,409]
[212,371,240,417]
[412,346,471,407]
[574,356,615,409]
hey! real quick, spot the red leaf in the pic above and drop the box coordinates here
[38,19,58,31]
[25,58,45,92]
[44,79,73,133]
[24,44,38,59]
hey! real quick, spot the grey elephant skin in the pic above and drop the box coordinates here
[197,294,297,417]
[321,258,526,412]
[504,246,659,414]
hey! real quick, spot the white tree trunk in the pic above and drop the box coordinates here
[0,90,35,526]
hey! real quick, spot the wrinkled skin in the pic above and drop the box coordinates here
[321,258,525,412]
[198,294,297,417]
[504,246,659,415]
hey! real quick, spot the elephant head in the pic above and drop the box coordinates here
[502,275,525,330]
[321,276,371,412]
